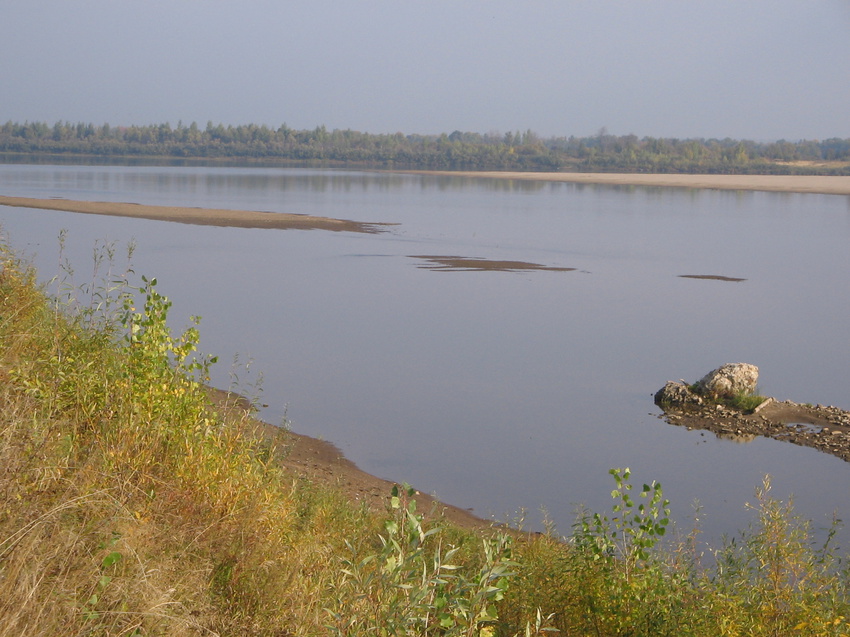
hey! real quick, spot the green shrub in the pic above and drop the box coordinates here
[325,483,517,636]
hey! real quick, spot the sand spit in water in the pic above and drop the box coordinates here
[0,196,392,234]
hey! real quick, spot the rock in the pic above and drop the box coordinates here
[694,363,759,399]
[654,381,703,407]
[752,396,774,413]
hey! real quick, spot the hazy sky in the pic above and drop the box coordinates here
[3,1,849,141]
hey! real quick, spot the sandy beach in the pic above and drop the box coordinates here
[0,196,391,233]
[403,171,850,196]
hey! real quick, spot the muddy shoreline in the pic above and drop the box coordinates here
[207,388,490,530]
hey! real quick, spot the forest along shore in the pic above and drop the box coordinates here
[399,171,850,195]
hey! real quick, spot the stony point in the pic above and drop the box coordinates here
[655,363,850,460]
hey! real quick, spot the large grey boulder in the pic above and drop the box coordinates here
[694,363,759,399]
[654,381,703,407]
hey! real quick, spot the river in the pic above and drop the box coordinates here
[1,163,849,545]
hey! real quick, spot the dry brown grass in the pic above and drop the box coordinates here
[0,241,383,635]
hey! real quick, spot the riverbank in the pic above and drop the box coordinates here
[207,387,490,530]
[401,171,850,195]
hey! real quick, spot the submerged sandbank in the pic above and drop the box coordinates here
[410,255,576,272]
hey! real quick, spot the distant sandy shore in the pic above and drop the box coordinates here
[0,196,390,234]
[404,171,850,196]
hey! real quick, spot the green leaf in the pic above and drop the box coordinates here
[101,551,123,569]
[480,604,499,621]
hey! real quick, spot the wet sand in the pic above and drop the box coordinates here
[0,196,392,234]
[403,171,850,196]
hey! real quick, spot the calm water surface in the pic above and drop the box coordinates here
[2,164,849,544]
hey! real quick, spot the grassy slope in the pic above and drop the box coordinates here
[1,238,849,636]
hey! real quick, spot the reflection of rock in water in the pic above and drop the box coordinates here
[716,431,756,443]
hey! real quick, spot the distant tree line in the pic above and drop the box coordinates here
[2,120,849,174]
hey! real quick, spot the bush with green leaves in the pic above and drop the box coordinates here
[564,468,688,635]
[325,484,518,636]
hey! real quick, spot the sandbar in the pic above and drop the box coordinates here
[0,196,391,234]
[402,171,850,196]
